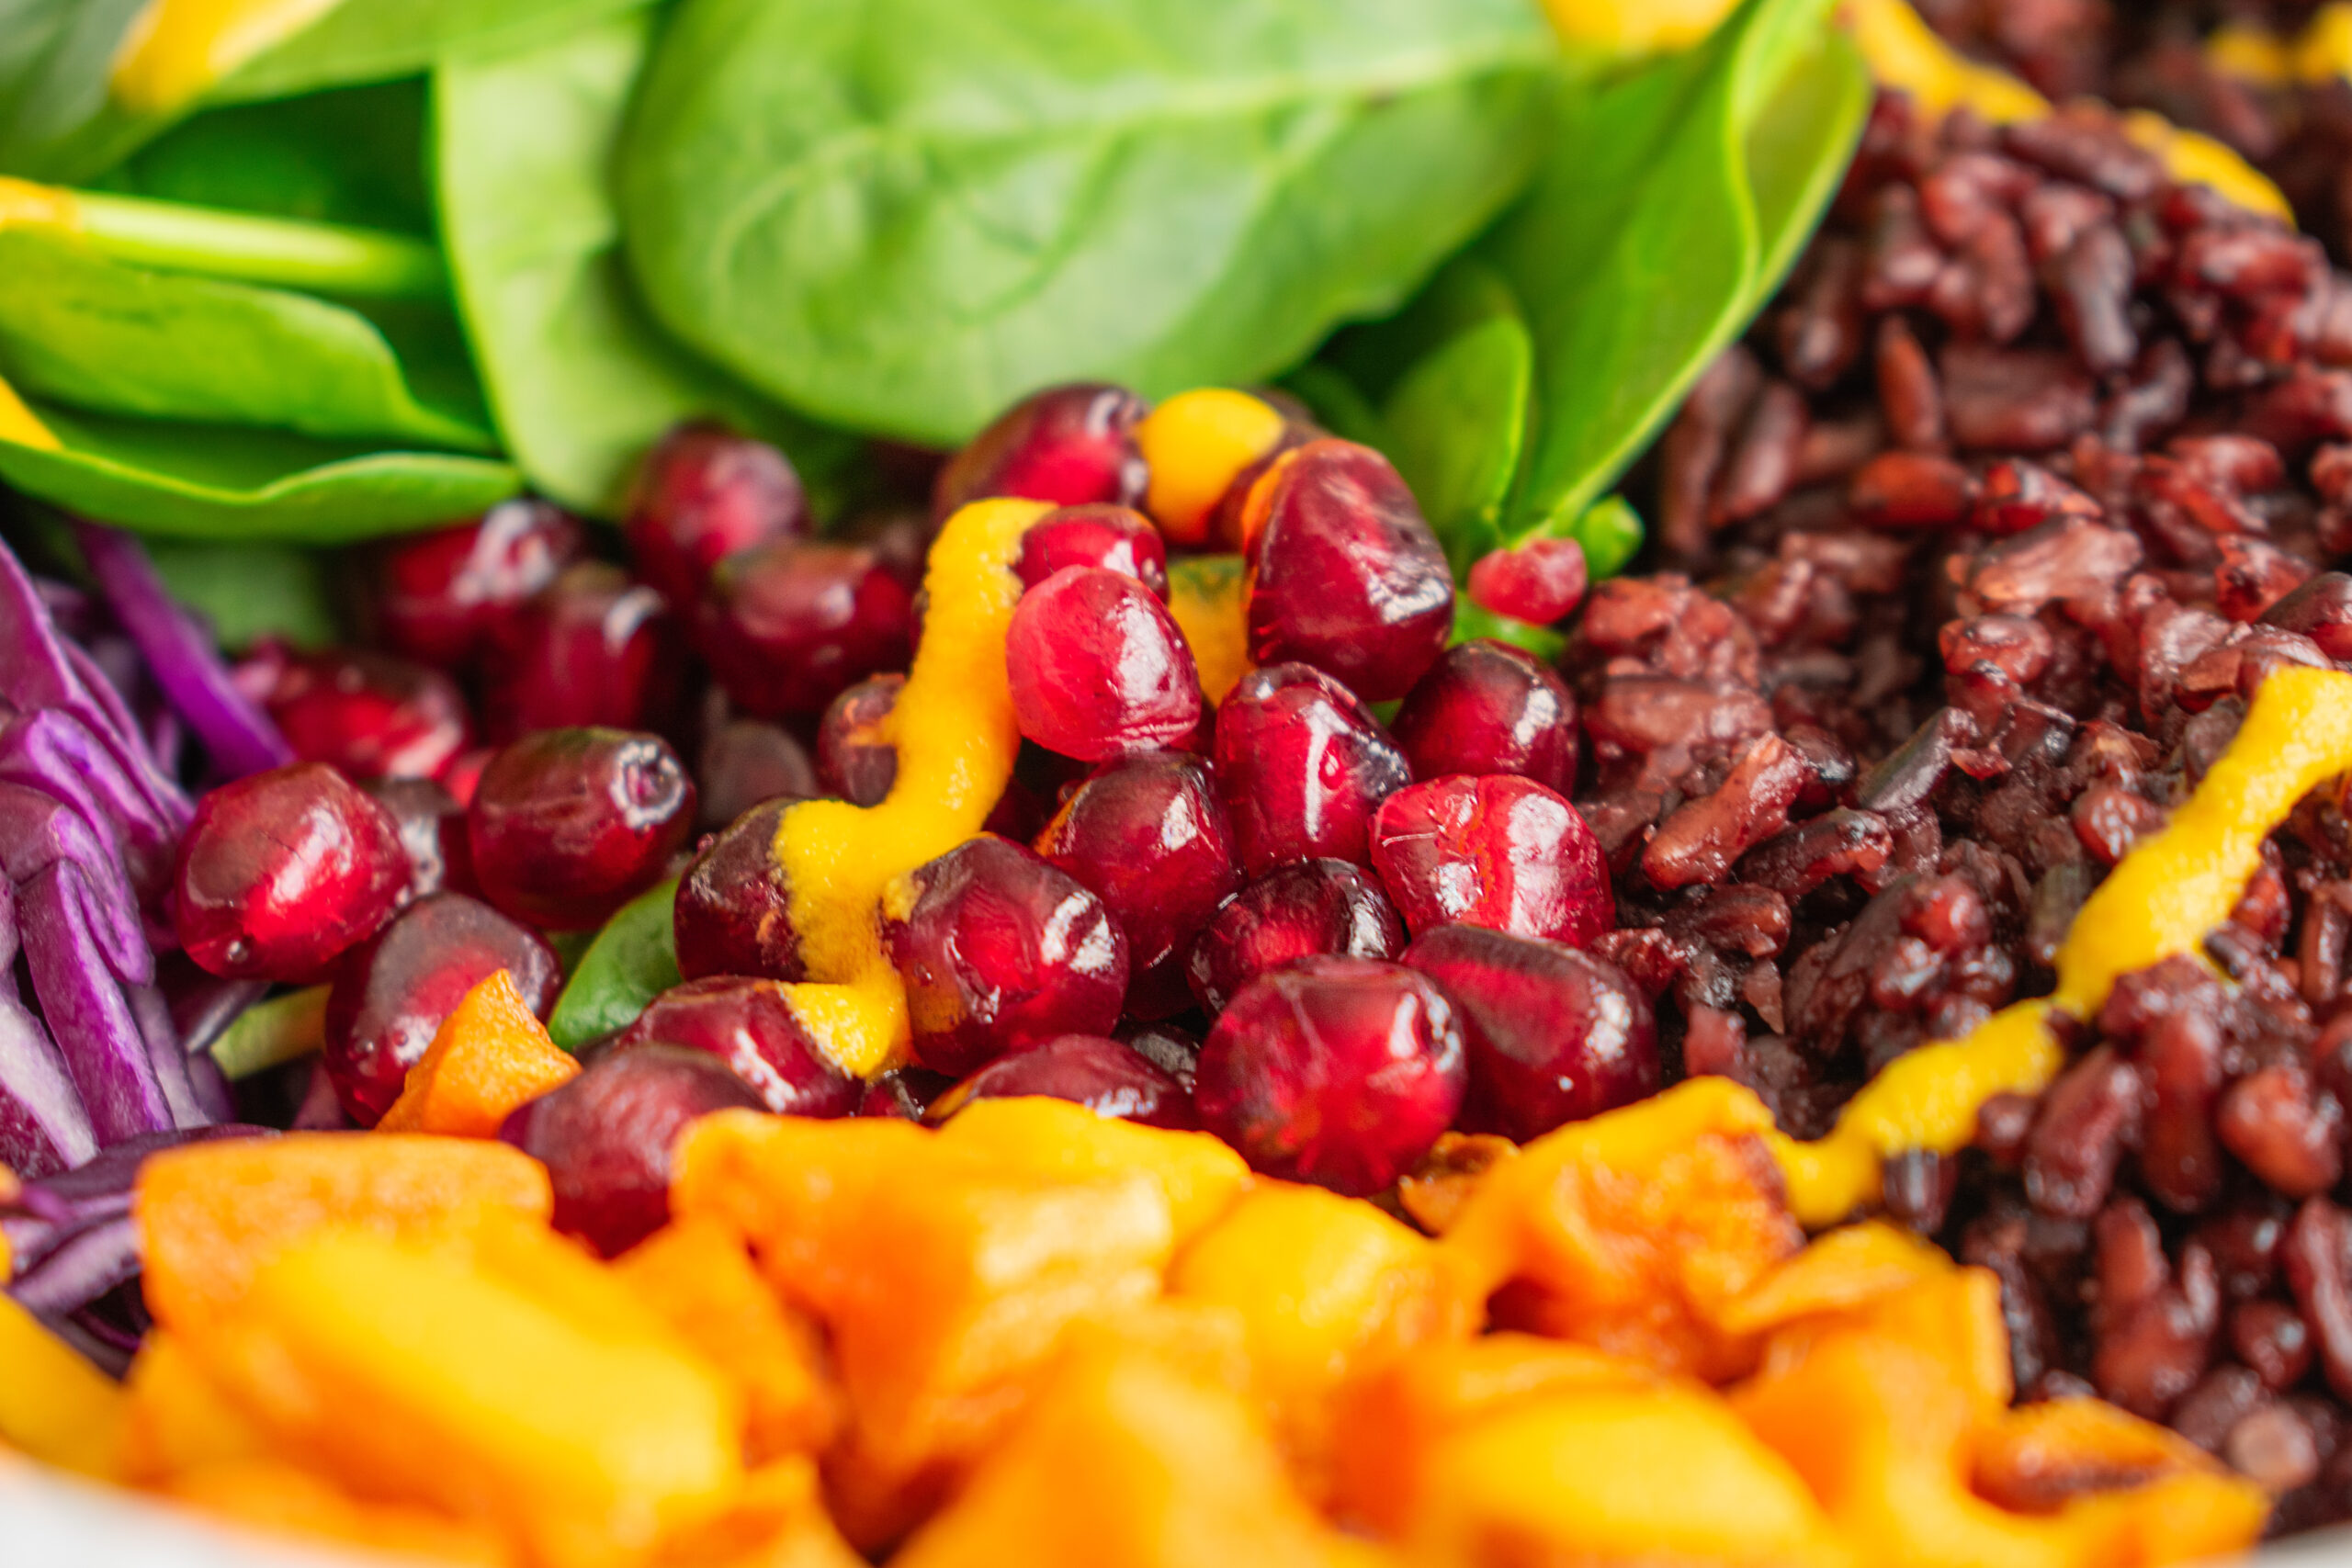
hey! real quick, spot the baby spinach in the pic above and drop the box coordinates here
[548,878,681,1049]
[619,0,1559,445]
[434,6,854,515]
[1374,262,1534,576]
[145,537,343,649]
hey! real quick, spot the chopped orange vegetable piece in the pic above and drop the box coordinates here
[650,1458,864,1568]
[938,1096,1250,1246]
[377,970,580,1138]
[1716,1220,1957,1336]
[1973,1398,2235,1516]
[136,1131,551,1334]
[1136,389,1288,547]
[1165,554,1251,705]
[0,1291,126,1478]
[164,1459,517,1566]
[120,1331,270,1485]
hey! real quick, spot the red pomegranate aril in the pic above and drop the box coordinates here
[1006,567,1201,761]
[1035,751,1239,1019]
[1401,923,1657,1141]
[1388,639,1578,794]
[1213,662,1410,876]
[322,892,560,1124]
[882,835,1128,1076]
[1193,955,1465,1197]
[817,674,902,807]
[858,1066,957,1121]
[696,716,818,830]
[481,562,683,741]
[616,976,857,1118]
[674,798,802,982]
[1119,1021,1202,1089]
[697,539,914,718]
[254,643,471,783]
[372,500,583,670]
[498,1043,763,1257]
[467,728,696,931]
[932,383,1148,520]
[2263,571,2352,661]
[1466,537,1589,626]
[1371,774,1612,947]
[626,421,809,605]
[173,762,408,982]
[1015,504,1170,600]
[1184,859,1406,1015]
[1242,439,1453,701]
[365,776,473,899]
[925,1033,1194,1129]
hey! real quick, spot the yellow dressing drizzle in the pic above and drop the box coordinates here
[109,0,341,115]
[1771,667,2352,1226]
[769,498,1047,1077]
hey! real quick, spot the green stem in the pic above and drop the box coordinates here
[209,985,330,1081]
[71,189,447,300]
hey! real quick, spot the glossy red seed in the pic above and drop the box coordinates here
[1212,663,1409,877]
[364,777,473,899]
[697,539,914,718]
[816,674,902,807]
[1244,440,1453,701]
[466,728,696,930]
[2263,571,2352,660]
[1014,504,1169,599]
[372,500,582,670]
[925,1033,1194,1129]
[1193,955,1464,1196]
[498,1043,763,1257]
[932,383,1148,520]
[481,562,683,741]
[696,716,818,830]
[1119,1021,1202,1089]
[858,1066,956,1120]
[254,643,471,783]
[882,836,1128,1076]
[322,892,560,1124]
[1400,923,1657,1140]
[1184,859,1405,1015]
[673,798,802,981]
[1465,537,1589,626]
[1371,775,1612,946]
[1006,567,1201,761]
[1035,751,1239,1019]
[616,976,857,1117]
[1388,639,1578,793]
[626,422,808,606]
[174,762,408,981]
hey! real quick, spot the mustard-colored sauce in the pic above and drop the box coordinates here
[769,499,1046,1077]
[109,0,341,115]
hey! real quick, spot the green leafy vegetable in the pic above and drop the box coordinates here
[1451,601,1565,663]
[0,400,520,541]
[147,537,343,649]
[209,985,328,1080]
[434,6,855,515]
[619,0,1559,445]
[0,228,492,449]
[1375,262,1533,576]
[548,878,681,1049]
[62,186,447,299]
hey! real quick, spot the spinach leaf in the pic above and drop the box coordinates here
[435,6,856,515]
[619,0,1559,445]
[0,229,493,450]
[1452,601,1566,663]
[1376,263,1534,576]
[548,878,681,1049]
[0,400,520,541]
[147,536,343,649]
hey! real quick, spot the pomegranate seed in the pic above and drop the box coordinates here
[816,674,902,807]
[1371,774,1612,946]
[1466,537,1589,626]
[1212,662,1409,876]
[481,562,683,741]
[1120,1020,1202,1089]
[674,798,802,982]
[697,539,914,718]
[932,383,1148,520]
[173,762,408,982]
[372,500,582,670]
[1193,955,1465,1196]
[467,728,696,930]
[696,716,818,830]
[615,976,857,1117]
[858,1066,956,1121]
[1006,567,1201,761]
[1388,639,1578,793]
[254,643,471,783]
[926,1033,1194,1129]
[364,777,473,899]
[1184,859,1405,1014]
[1242,439,1453,701]
[883,835,1129,1076]
[626,422,808,605]
[1401,924,1657,1140]
[322,891,560,1124]
[2264,571,2352,660]
[1035,751,1239,1018]
[1014,503,1170,599]
[498,1044,763,1257]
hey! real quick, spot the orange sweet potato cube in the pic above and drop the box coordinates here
[120,1331,271,1484]
[1973,1400,2267,1566]
[0,1290,127,1478]
[164,1459,518,1567]
[617,1217,844,1461]
[936,1096,1250,1245]
[136,1131,551,1334]
[378,970,579,1138]
[893,1343,1388,1568]
[650,1458,865,1568]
